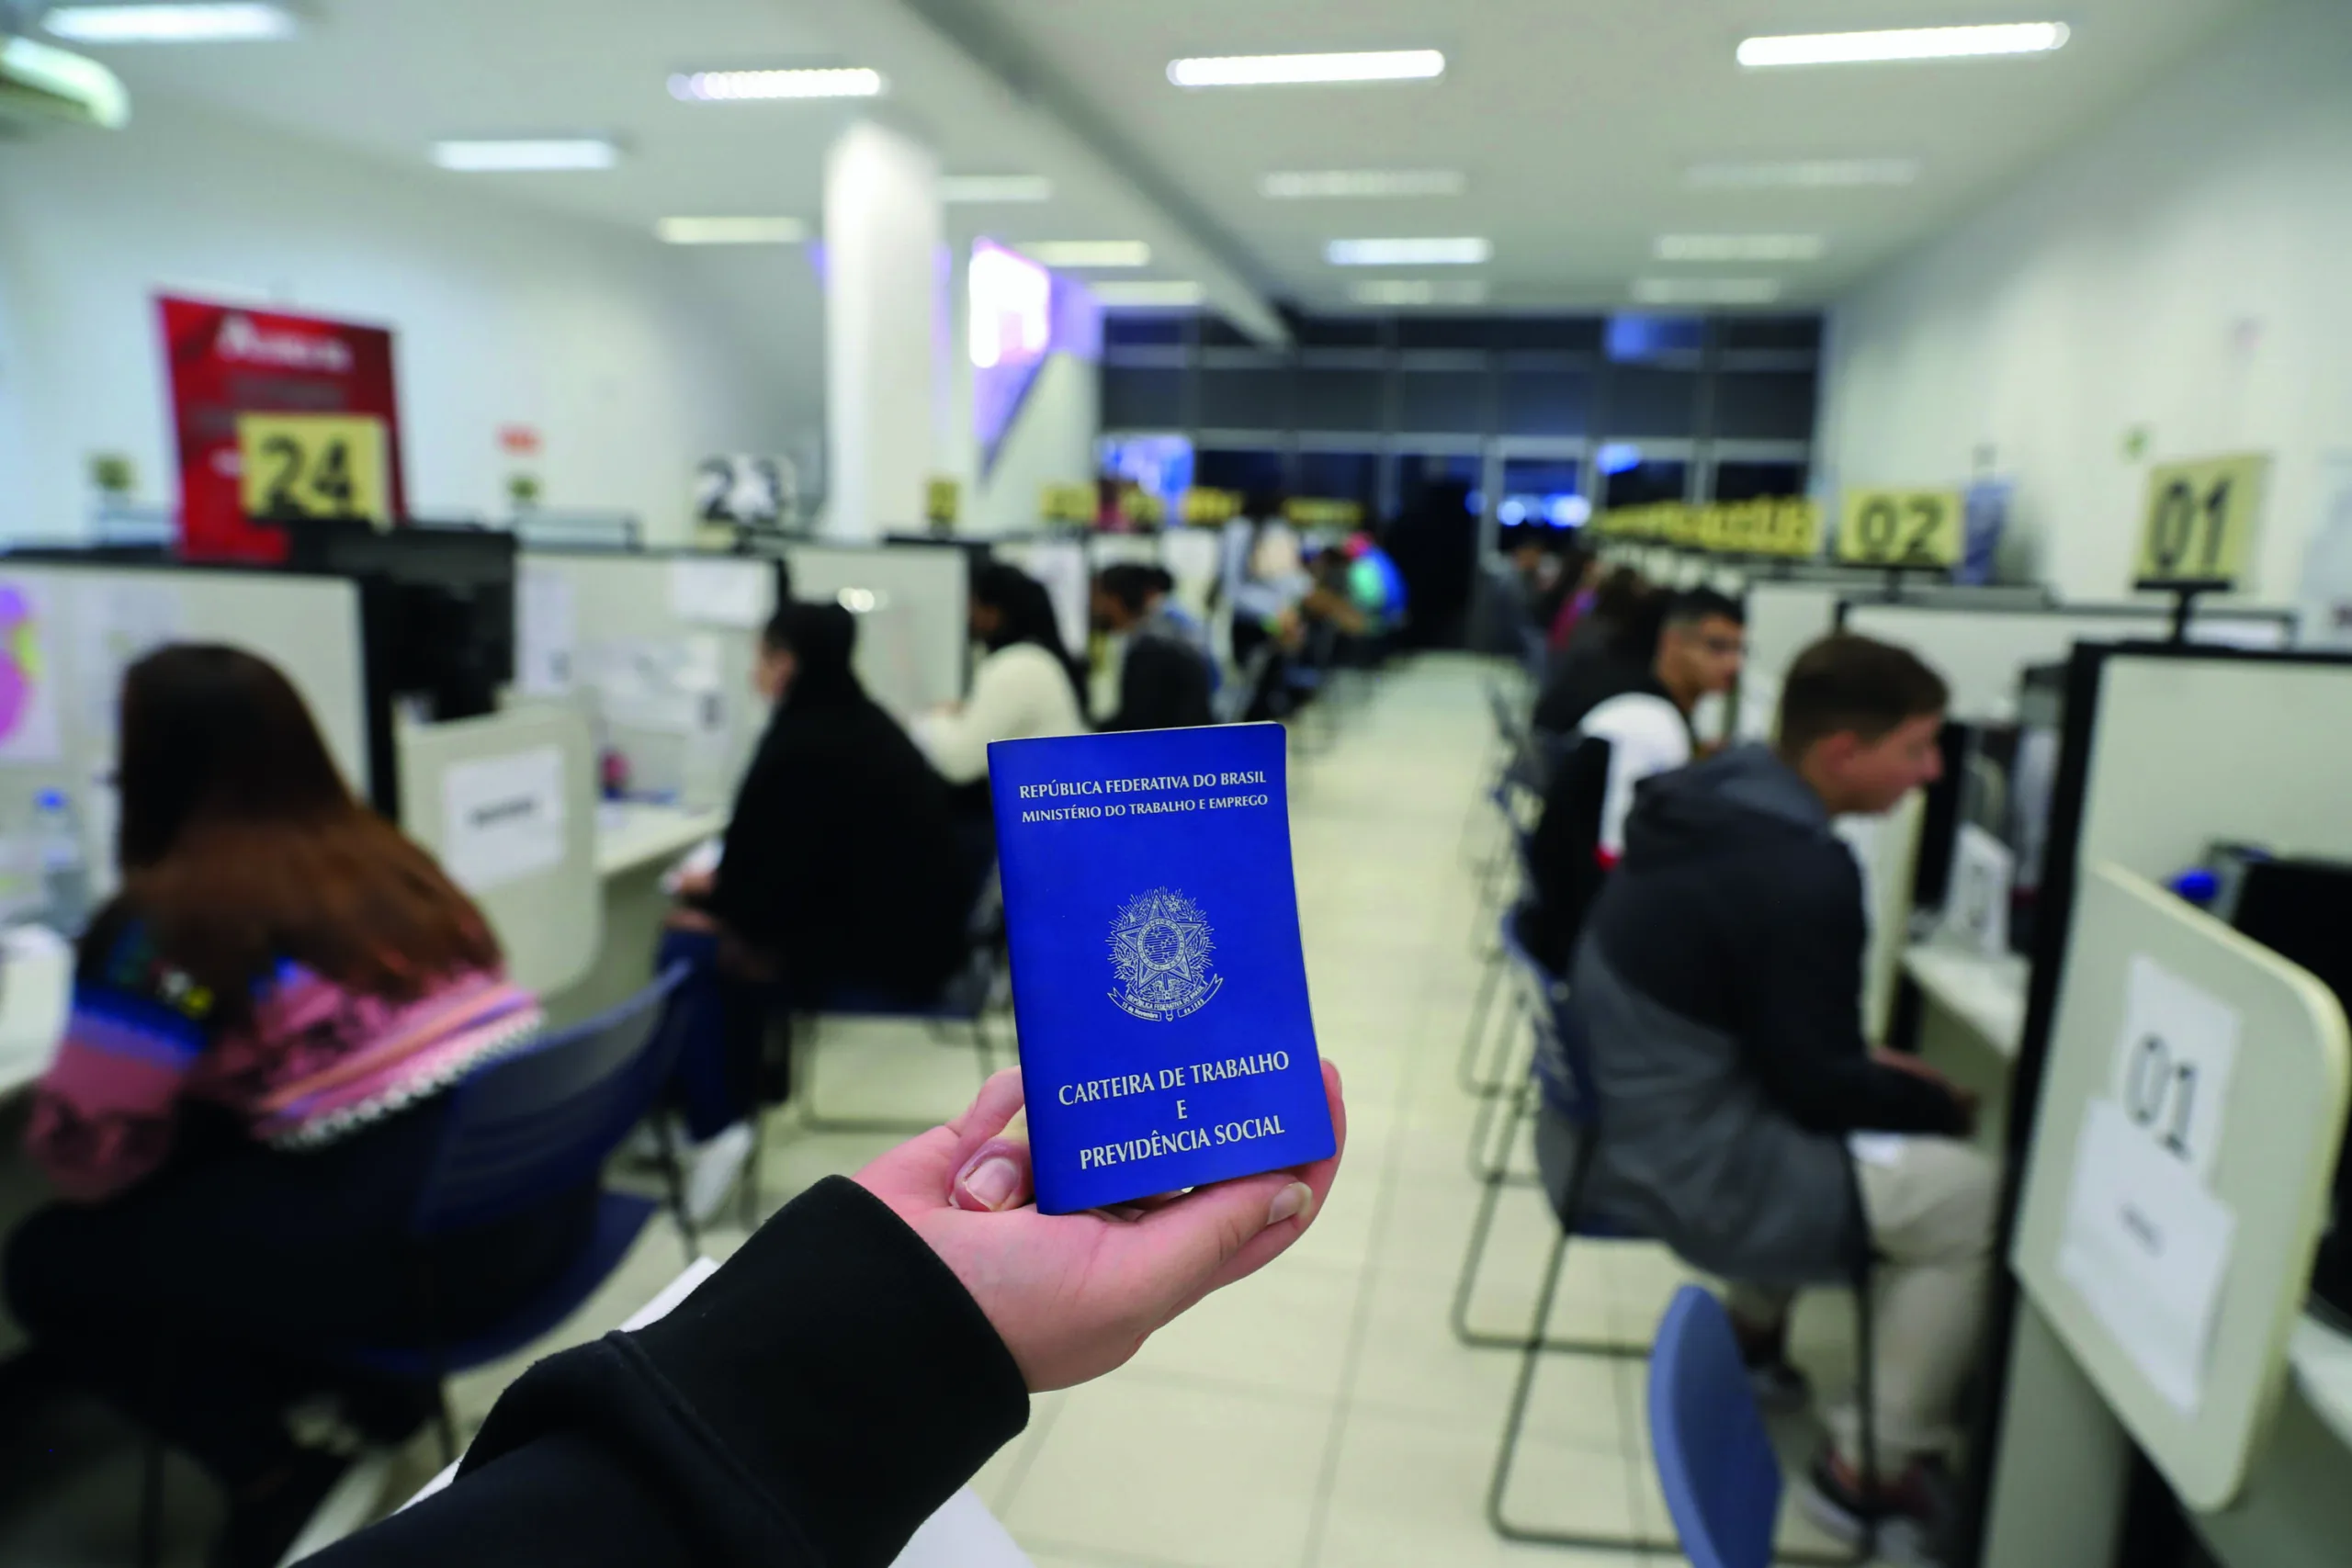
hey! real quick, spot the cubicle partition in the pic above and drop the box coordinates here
[784,543,968,720]
[0,559,369,910]
[1969,646,2352,1568]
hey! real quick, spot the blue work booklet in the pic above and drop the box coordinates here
[989,723,1333,1214]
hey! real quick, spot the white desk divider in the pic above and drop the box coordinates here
[784,544,969,719]
[398,705,601,998]
[2010,860,2349,1510]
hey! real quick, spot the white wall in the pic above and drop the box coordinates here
[821,119,942,543]
[1817,0,2352,604]
[0,92,822,544]
[966,353,1101,535]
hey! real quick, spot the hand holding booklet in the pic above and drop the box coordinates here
[989,723,1336,1214]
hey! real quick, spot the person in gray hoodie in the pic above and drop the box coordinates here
[1535,633,1994,1563]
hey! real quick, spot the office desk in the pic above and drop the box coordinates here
[542,803,728,1029]
[596,801,728,879]
[1903,942,2030,1153]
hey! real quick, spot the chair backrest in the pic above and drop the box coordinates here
[1500,905,1600,1123]
[409,964,690,1236]
[1647,1286,1784,1568]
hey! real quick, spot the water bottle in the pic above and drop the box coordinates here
[33,790,90,936]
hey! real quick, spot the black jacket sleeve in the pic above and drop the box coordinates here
[310,1178,1030,1568]
[1102,638,1214,733]
[1736,848,1969,1138]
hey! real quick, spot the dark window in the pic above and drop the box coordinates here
[1498,457,1587,530]
[1603,461,1689,508]
[1606,367,1702,436]
[1607,314,1704,363]
[1197,367,1290,430]
[1196,448,1287,498]
[1396,369,1488,433]
[1712,372,1817,441]
[1199,316,1258,349]
[1396,452,1481,516]
[1499,370,1592,437]
[1295,452,1379,512]
[1494,316,1603,353]
[1396,317,1500,351]
[1103,313,1188,349]
[1102,365,1184,430]
[1713,461,1810,502]
[1293,314,1386,348]
[1295,367,1385,433]
[1716,315,1823,353]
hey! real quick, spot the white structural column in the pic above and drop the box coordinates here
[822,118,944,542]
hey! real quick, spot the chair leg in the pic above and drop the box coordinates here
[1456,946,1510,1098]
[1485,1211,1676,1553]
[1454,1095,1645,1354]
[796,1010,987,1136]
[650,1114,702,1261]
[1466,991,1539,1182]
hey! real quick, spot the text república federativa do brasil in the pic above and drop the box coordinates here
[1013,770,1272,823]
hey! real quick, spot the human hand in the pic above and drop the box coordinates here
[854,1065,1346,1392]
[663,904,718,933]
[1873,1048,1978,1129]
[671,867,716,901]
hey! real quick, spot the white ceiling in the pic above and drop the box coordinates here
[51,0,2269,322]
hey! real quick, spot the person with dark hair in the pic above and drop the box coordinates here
[1540,633,1991,1560]
[1521,587,1747,973]
[1091,564,1215,733]
[914,563,1088,787]
[3,645,563,1567]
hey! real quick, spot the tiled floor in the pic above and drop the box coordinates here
[0,655,1874,1565]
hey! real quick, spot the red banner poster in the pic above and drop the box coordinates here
[158,295,405,561]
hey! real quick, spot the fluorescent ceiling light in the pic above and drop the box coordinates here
[1738,23,2069,69]
[941,175,1054,204]
[657,216,808,245]
[668,67,884,102]
[1024,241,1152,269]
[1656,233,1826,263]
[1632,277,1782,307]
[1686,158,1920,189]
[1091,281,1205,309]
[1261,168,1465,199]
[43,3,295,42]
[1327,237,1489,266]
[1351,279,1487,307]
[1169,50,1444,88]
[433,139,619,173]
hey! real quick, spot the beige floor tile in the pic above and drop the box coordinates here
[1124,1257,1363,1403]
[1003,1379,1333,1568]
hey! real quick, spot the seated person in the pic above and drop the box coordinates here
[1091,564,1215,732]
[1531,567,1660,734]
[1521,588,1746,974]
[4,645,563,1568]
[913,562,1089,789]
[1139,565,1218,674]
[1541,634,1992,1560]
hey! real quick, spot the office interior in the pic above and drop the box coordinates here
[1,0,2350,1565]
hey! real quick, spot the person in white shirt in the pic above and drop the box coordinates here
[914,563,1090,786]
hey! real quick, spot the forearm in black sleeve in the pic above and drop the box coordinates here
[1741,862,1967,1137]
[311,1178,1030,1568]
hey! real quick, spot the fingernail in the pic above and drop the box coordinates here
[960,1156,1022,1213]
[1266,1181,1314,1230]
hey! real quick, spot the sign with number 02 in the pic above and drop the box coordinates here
[2134,454,2269,591]
[1836,489,1963,570]
[2111,955,2239,1183]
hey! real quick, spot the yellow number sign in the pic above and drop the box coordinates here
[924,477,961,526]
[1837,490,1962,570]
[2135,454,2269,590]
[236,413,390,525]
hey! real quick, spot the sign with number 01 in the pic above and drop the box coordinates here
[2111,954,2239,1183]
[1836,489,1963,570]
[236,412,391,526]
[2134,454,2269,591]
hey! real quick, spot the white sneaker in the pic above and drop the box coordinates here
[685,1122,756,1224]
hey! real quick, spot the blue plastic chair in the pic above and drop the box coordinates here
[1649,1286,1784,1568]
[334,964,693,1458]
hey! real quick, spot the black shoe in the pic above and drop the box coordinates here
[210,1448,355,1568]
[1794,1446,1951,1567]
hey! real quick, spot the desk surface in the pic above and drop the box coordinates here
[1903,942,2030,1060]
[595,801,727,880]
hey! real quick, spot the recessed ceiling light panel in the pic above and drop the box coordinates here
[1261,169,1465,199]
[1168,50,1443,88]
[1024,241,1153,269]
[1632,277,1783,307]
[657,217,808,245]
[1655,234,1826,263]
[1737,23,2069,69]
[1090,281,1206,308]
[44,3,295,43]
[1327,237,1490,266]
[669,67,885,101]
[941,175,1055,204]
[1351,279,1487,307]
[1686,158,1921,188]
[433,139,620,173]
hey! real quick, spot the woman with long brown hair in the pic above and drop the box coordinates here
[3,646,579,1567]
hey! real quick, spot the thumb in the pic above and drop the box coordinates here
[1111,1170,1311,1313]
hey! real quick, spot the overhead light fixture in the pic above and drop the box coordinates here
[1327,237,1489,266]
[657,216,808,245]
[1351,279,1487,307]
[1024,241,1152,269]
[1686,158,1921,188]
[668,67,885,102]
[43,3,296,42]
[1737,23,2069,69]
[1261,169,1465,199]
[1655,233,1826,263]
[1168,50,1444,88]
[941,175,1054,204]
[1632,277,1782,307]
[432,139,620,173]
[1091,281,1205,309]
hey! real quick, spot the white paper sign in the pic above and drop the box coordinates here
[2111,955,2239,1183]
[1946,822,2014,959]
[516,566,578,697]
[440,746,567,894]
[669,558,769,629]
[2057,1097,2238,1414]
